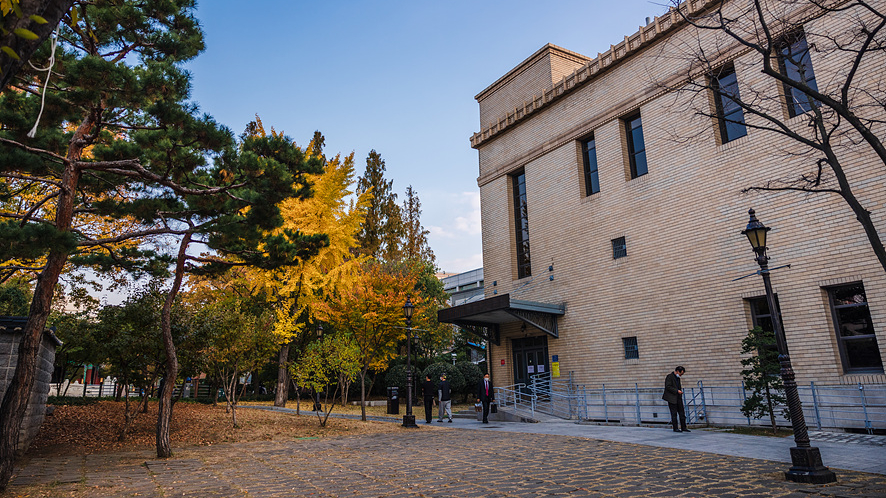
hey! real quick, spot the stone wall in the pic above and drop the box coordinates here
[0,317,60,456]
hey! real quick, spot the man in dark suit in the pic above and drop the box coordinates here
[477,373,494,423]
[421,375,436,424]
[662,366,689,432]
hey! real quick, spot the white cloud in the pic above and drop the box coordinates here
[427,191,480,239]
[439,252,483,274]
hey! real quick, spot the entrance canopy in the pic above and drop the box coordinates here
[438,293,565,345]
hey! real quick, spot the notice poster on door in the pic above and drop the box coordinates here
[537,365,545,373]
[527,365,535,374]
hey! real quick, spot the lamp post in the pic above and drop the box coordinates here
[741,208,836,484]
[402,297,418,428]
[313,323,324,412]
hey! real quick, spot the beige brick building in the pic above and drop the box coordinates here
[440,0,886,393]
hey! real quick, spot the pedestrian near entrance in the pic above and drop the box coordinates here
[438,374,452,422]
[662,366,690,432]
[422,375,436,424]
[477,373,494,423]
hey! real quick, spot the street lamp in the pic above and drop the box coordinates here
[741,208,836,484]
[402,297,418,428]
[313,322,324,412]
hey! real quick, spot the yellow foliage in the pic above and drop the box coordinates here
[243,130,369,345]
[1,0,18,16]
[315,262,420,373]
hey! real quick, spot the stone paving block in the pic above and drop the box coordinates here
[9,430,886,497]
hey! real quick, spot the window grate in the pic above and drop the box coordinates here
[623,337,639,359]
[612,236,627,259]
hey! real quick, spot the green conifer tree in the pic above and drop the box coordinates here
[740,326,789,433]
[355,150,402,261]
[401,185,435,264]
[0,0,323,484]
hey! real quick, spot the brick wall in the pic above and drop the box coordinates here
[475,1,886,391]
[476,44,589,131]
[0,320,60,456]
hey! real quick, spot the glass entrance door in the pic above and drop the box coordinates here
[512,336,549,388]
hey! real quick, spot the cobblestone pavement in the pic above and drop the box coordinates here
[808,431,886,447]
[6,429,886,498]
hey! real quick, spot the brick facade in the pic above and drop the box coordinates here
[473,0,886,390]
[0,317,60,456]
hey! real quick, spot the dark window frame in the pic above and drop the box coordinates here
[826,282,883,374]
[777,31,819,118]
[623,336,639,360]
[748,295,782,334]
[611,236,627,259]
[624,113,647,178]
[512,170,531,279]
[711,65,748,143]
[581,134,600,196]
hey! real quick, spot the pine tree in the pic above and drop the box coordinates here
[740,326,788,433]
[355,150,402,262]
[401,185,435,264]
[0,0,322,482]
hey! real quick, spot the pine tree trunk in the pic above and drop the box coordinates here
[274,344,290,407]
[156,233,190,458]
[0,121,89,490]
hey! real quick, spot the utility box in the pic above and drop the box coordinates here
[387,386,399,415]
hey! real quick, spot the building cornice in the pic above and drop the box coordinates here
[470,0,722,150]
[474,44,591,103]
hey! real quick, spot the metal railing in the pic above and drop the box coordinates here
[496,375,884,432]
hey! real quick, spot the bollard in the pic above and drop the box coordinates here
[810,382,822,431]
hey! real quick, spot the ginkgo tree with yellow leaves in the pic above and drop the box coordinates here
[239,120,370,408]
[315,262,427,421]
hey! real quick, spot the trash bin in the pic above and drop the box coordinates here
[387,386,399,415]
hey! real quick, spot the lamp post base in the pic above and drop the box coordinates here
[401,414,418,428]
[785,447,837,484]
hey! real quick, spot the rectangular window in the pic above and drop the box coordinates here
[712,66,747,143]
[748,296,782,333]
[625,114,647,178]
[623,337,639,359]
[778,31,819,117]
[512,171,531,279]
[827,283,883,373]
[611,236,627,259]
[581,135,600,195]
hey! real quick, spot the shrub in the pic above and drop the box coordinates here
[421,363,465,394]
[455,361,482,400]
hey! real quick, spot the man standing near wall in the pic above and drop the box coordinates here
[662,366,689,433]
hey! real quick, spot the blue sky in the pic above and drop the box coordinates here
[185,0,670,274]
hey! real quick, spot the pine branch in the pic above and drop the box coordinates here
[76,227,188,247]
[0,138,69,164]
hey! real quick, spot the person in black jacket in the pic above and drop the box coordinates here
[421,375,436,424]
[437,374,452,423]
[477,373,494,423]
[662,366,689,432]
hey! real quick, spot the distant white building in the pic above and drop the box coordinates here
[440,268,487,364]
[441,268,484,307]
